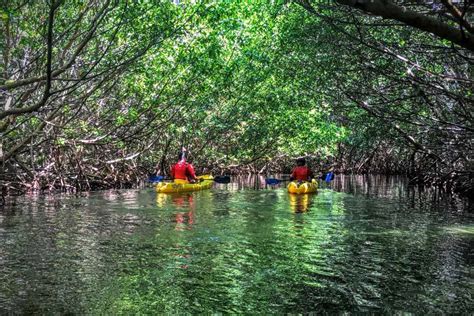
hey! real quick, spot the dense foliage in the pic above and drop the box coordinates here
[1,1,472,197]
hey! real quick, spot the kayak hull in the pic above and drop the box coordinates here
[155,175,214,193]
[287,179,318,194]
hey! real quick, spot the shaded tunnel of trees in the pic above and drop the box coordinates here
[1,0,473,198]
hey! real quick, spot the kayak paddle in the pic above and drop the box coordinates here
[265,178,285,185]
[148,175,164,183]
[322,172,334,183]
[213,175,231,184]
[150,175,231,184]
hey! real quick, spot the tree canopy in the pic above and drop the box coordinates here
[1,0,472,196]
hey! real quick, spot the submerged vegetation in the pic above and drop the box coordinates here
[1,1,473,197]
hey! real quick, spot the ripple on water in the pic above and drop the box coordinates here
[0,180,473,314]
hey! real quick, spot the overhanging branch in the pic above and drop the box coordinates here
[298,0,474,52]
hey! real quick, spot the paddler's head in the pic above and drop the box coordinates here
[296,157,306,166]
[178,151,187,162]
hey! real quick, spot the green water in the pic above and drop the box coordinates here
[0,176,472,314]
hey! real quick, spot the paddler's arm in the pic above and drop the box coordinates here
[186,163,197,181]
[289,167,296,181]
[170,164,176,180]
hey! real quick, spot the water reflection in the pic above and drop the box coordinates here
[288,193,313,213]
[0,176,472,314]
[156,193,195,231]
[216,174,270,191]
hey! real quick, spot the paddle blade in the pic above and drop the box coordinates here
[265,178,281,185]
[148,175,164,183]
[324,172,334,183]
[214,175,231,184]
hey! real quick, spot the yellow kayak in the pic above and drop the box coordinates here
[155,175,214,193]
[287,179,318,194]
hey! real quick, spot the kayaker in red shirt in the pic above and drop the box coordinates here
[290,157,314,182]
[171,150,197,183]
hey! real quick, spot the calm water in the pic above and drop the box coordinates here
[0,176,472,314]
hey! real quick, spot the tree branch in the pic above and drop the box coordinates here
[298,0,474,52]
[441,0,474,34]
[0,0,61,120]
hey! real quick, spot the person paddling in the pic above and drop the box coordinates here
[290,157,314,182]
[171,149,198,184]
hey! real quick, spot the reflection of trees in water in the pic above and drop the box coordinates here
[1,181,472,313]
[331,175,471,214]
[285,188,470,312]
[101,189,140,202]
[333,175,408,198]
[0,193,130,313]
[220,175,268,191]
[332,175,466,203]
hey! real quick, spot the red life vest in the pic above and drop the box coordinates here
[291,166,312,181]
[171,160,196,180]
